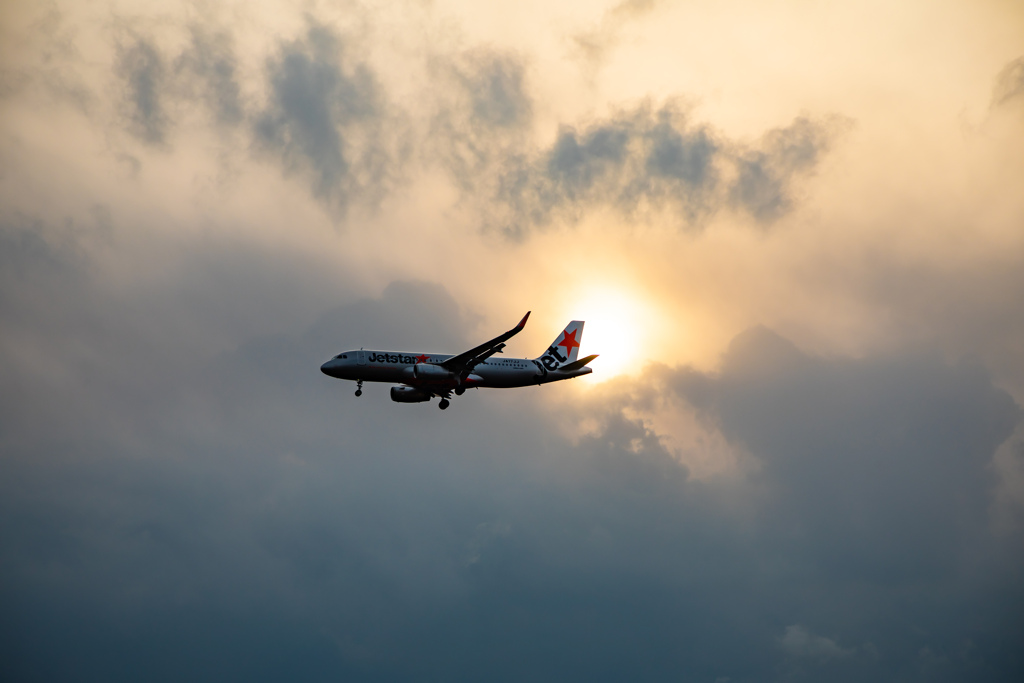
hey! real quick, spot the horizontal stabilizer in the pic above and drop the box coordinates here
[558,354,598,373]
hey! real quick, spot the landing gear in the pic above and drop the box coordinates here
[438,398,450,410]
[454,386,465,396]
[355,380,363,397]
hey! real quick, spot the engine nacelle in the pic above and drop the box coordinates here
[390,386,432,403]
[412,363,455,381]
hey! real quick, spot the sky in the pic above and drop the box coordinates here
[1,0,1023,680]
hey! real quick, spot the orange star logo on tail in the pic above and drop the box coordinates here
[558,329,581,355]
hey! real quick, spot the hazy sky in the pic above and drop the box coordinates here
[2,1,1023,680]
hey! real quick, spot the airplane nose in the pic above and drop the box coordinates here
[321,360,335,376]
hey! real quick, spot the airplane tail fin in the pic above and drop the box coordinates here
[535,321,585,369]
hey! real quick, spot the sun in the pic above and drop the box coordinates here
[564,287,654,380]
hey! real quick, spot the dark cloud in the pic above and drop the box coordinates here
[116,38,168,144]
[106,19,399,215]
[670,327,1020,583]
[459,51,532,130]
[429,49,533,193]
[648,328,1022,680]
[304,280,473,354]
[479,102,844,236]
[0,213,96,436]
[105,13,841,233]
[573,0,661,69]
[779,624,855,660]
[730,116,840,222]
[254,22,392,213]
[426,52,833,237]
[821,244,1024,405]
[2,240,1022,681]
[992,56,1024,108]
[175,26,244,125]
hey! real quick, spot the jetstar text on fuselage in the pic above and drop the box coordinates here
[367,353,435,364]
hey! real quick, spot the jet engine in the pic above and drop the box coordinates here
[390,386,432,403]
[412,363,454,381]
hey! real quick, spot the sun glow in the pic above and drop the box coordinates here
[565,287,658,380]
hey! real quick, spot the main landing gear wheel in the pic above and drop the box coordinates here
[454,386,465,396]
[355,380,363,397]
[438,398,450,410]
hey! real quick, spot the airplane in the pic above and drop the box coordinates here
[319,312,598,410]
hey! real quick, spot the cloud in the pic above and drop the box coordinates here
[992,56,1024,108]
[667,326,1020,581]
[424,49,844,237]
[105,17,398,215]
[477,101,845,236]
[429,48,534,193]
[102,9,844,234]
[116,37,168,144]
[0,212,98,436]
[730,116,841,222]
[0,4,94,112]
[3,250,1021,682]
[253,21,393,214]
[458,51,532,130]
[779,624,854,659]
[117,25,246,142]
[572,0,661,70]
[303,280,474,354]
[175,26,244,126]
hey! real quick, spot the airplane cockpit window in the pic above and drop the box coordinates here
[342,355,348,359]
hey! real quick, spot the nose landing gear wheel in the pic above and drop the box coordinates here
[438,398,450,410]
[355,380,363,397]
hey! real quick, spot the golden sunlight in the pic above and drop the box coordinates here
[565,287,657,380]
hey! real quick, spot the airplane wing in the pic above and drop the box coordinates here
[441,311,530,379]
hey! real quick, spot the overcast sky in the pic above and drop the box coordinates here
[2,1,1023,681]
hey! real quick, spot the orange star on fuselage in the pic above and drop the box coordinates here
[415,354,429,363]
[558,329,581,355]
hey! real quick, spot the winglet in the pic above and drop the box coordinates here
[440,310,532,374]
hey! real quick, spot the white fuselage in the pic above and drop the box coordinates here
[320,349,591,389]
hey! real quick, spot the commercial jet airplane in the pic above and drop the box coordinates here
[320,312,597,410]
